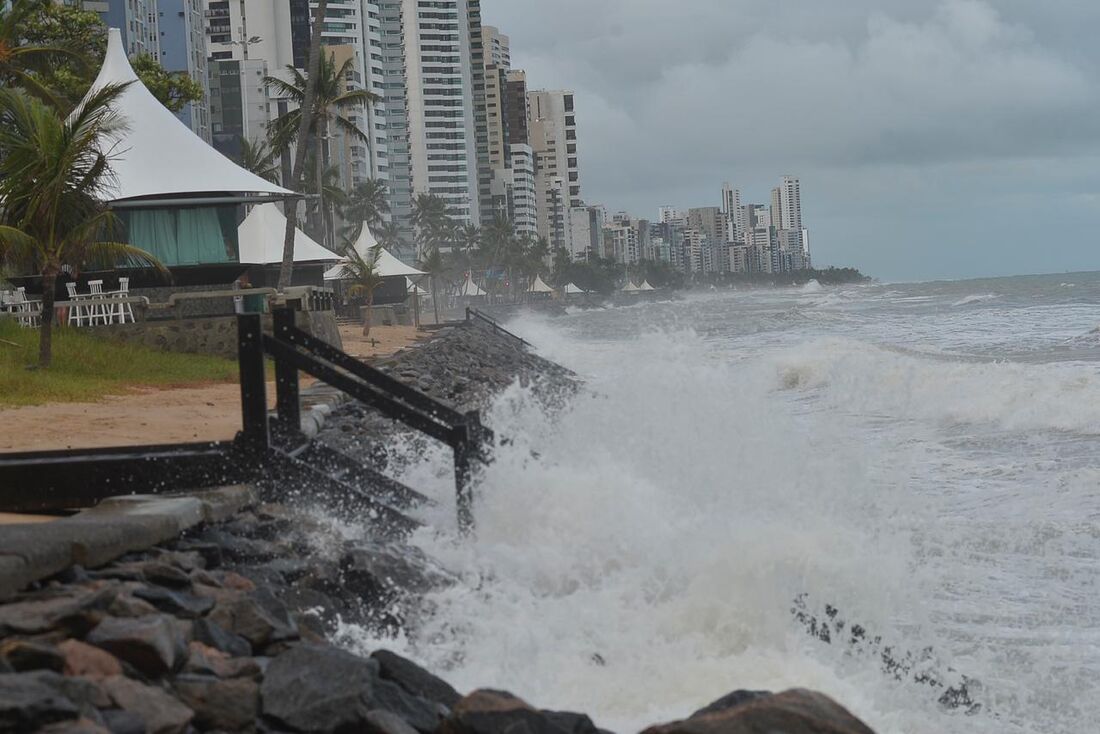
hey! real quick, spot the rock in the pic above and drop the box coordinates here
[85,615,185,677]
[363,709,421,734]
[192,618,252,658]
[442,689,581,734]
[219,573,257,592]
[131,586,214,619]
[0,671,80,731]
[138,562,193,589]
[208,588,297,651]
[172,540,224,569]
[36,716,110,733]
[183,642,261,680]
[98,708,145,734]
[261,644,378,733]
[106,593,159,619]
[690,690,771,718]
[100,675,194,734]
[57,640,123,680]
[371,650,461,708]
[541,710,600,734]
[262,644,443,734]
[173,674,260,731]
[641,689,876,734]
[0,639,65,673]
[0,586,117,637]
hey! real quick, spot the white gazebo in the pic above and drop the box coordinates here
[323,224,425,282]
[458,274,488,298]
[527,274,554,295]
[238,204,338,264]
[561,282,586,295]
[621,281,641,293]
[639,280,657,291]
[83,29,296,274]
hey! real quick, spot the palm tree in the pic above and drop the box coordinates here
[0,84,166,368]
[0,0,85,105]
[375,221,407,254]
[236,136,280,184]
[480,215,515,299]
[418,247,447,325]
[331,244,384,336]
[410,193,452,260]
[340,179,389,242]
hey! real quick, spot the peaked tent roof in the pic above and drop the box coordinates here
[528,274,554,293]
[238,204,338,264]
[621,281,640,292]
[87,29,294,204]
[639,280,657,291]
[407,277,429,295]
[562,282,586,294]
[458,274,487,297]
[323,224,424,280]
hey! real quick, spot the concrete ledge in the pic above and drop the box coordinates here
[0,485,256,599]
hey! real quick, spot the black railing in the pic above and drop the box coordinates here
[243,308,493,532]
[465,307,530,347]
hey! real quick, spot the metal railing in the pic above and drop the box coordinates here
[465,307,530,347]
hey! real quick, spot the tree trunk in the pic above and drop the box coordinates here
[37,269,57,369]
[431,276,440,324]
[315,117,326,247]
[277,0,330,290]
[362,290,373,336]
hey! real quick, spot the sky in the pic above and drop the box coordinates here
[480,0,1100,281]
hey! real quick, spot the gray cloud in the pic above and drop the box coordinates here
[482,0,1100,280]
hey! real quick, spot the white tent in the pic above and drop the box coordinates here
[237,204,338,264]
[562,282,586,294]
[324,224,425,281]
[639,280,657,291]
[458,274,487,297]
[407,277,430,296]
[86,29,293,205]
[528,274,554,293]
[621,281,641,292]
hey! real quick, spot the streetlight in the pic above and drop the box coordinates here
[229,34,262,60]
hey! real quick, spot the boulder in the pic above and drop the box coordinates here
[192,618,252,658]
[183,642,261,679]
[0,586,117,637]
[98,708,145,734]
[100,675,194,734]
[262,644,443,734]
[132,586,214,619]
[85,614,185,677]
[690,690,771,718]
[208,588,297,650]
[57,640,123,680]
[371,650,461,708]
[363,709,421,734]
[173,673,260,731]
[0,639,66,672]
[36,716,110,733]
[106,593,159,619]
[0,671,80,731]
[441,690,588,734]
[641,689,876,734]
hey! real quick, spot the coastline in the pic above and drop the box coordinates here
[0,318,878,734]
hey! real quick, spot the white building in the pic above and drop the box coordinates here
[779,175,803,232]
[529,89,581,248]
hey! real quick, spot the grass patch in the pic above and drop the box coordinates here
[0,320,240,407]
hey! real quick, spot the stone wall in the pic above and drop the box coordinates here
[90,311,342,360]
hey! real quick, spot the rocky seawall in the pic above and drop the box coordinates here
[0,320,880,733]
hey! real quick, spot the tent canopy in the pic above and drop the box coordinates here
[528,274,554,293]
[562,282,586,294]
[407,277,429,295]
[621,281,640,292]
[458,274,487,297]
[639,280,656,291]
[237,204,338,264]
[86,29,294,205]
[324,225,424,280]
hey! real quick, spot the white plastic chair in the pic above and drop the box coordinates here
[111,277,134,324]
[87,280,110,325]
[12,287,40,328]
[65,281,86,326]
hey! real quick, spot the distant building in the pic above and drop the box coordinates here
[529,89,581,249]
[156,0,210,142]
[208,57,270,160]
[94,0,159,57]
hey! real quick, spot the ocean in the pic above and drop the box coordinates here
[340,271,1100,734]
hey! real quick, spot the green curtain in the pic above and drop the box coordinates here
[126,207,235,266]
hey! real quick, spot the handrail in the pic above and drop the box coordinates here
[240,308,493,533]
[465,307,530,347]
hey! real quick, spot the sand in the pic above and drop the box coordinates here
[0,325,426,453]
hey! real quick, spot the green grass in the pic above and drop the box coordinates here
[0,320,240,407]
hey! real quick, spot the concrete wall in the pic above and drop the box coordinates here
[90,311,342,360]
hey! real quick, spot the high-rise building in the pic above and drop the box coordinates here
[96,0,159,56]
[779,175,803,232]
[529,89,581,248]
[208,57,269,158]
[158,0,210,142]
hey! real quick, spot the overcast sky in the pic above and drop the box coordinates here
[481,0,1100,281]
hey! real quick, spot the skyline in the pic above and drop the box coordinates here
[483,0,1100,282]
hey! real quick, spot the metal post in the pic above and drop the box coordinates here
[453,410,484,535]
[272,307,300,438]
[237,313,269,452]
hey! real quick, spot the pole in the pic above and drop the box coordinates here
[236,314,269,453]
[272,307,300,439]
